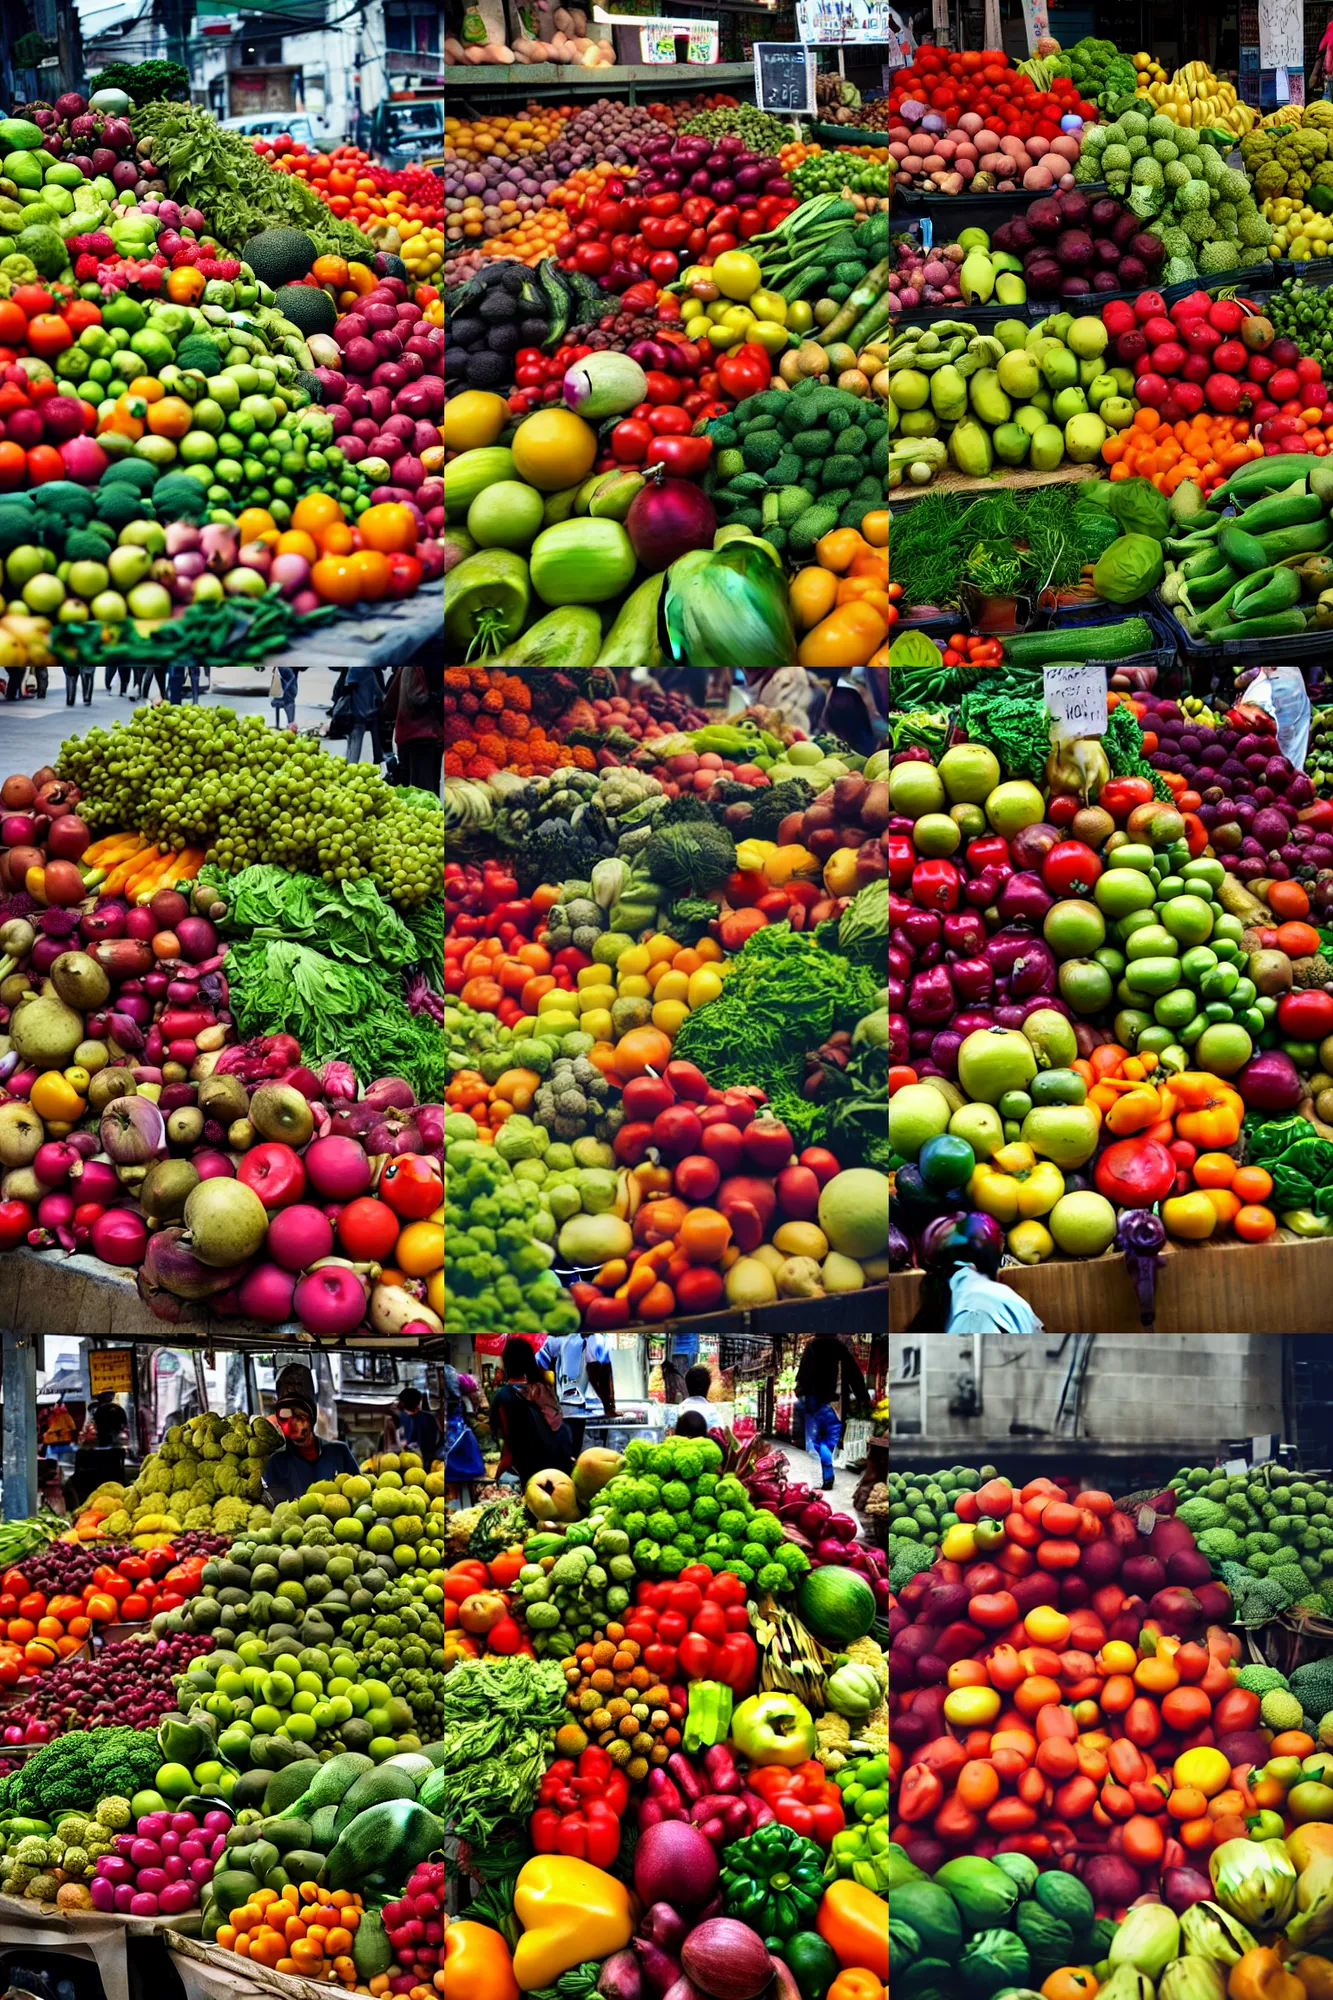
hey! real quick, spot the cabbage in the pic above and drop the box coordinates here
[1107,474,1171,541]
[1092,531,1165,604]
[838,880,888,964]
[888,627,943,668]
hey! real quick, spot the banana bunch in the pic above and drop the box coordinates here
[1146,60,1256,134]
[750,1597,831,1710]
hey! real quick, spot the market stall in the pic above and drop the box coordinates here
[445,672,891,1339]
[890,1440,1333,1999]
[443,59,892,669]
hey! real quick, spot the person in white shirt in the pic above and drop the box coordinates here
[535,1327,615,1450]
[676,1365,715,1425]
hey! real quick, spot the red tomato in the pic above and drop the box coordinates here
[0,1200,31,1252]
[337,1196,401,1261]
[379,1154,442,1220]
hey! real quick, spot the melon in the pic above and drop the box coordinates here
[817,1168,889,1260]
[796,1565,877,1646]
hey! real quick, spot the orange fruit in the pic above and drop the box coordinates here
[276,528,318,561]
[310,556,360,606]
[317,521,355,556]
[350,549,390,599]
[292,492,343,534]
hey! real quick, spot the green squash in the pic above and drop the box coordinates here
[889,1881,963,1963]
[959,1928,1031,1998]
[1033,1870,1095,1929]
[1014,1898,1076,1975]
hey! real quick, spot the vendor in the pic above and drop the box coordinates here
[490,1338,574,1485]
[795,1329,872,1490]
[677,1366,715,1424]
[536,1326,615,1453]
[262,1390,360,1504]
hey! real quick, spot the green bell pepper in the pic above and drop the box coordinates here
[782,1933,841,2000]
[684,1681,733,1753]
[719,1822,826,1947]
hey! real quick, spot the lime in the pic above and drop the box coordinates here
[155,1763,195,1801]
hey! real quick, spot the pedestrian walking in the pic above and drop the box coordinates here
[794,1328,871,1490]
[167,657,203,704]
[136,659,167,701]
[344,660,385,764]
[63,662,96,707]
[385,658,442,792]
[271,660,298,729]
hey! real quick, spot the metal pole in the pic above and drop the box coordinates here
[3,1329,37,1521]
[243,1351,259,1418]
[193,1351,210,1416]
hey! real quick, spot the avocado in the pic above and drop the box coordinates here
[262,1817,314,1855]
[301,1753,374,1810]
[241,227,317,287]
[274,284,336,337]
[231,1770,271,1814]
[333,1766,418,1835]
[261,1763,315,1817]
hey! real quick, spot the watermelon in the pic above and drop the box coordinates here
[795,1565,876,1646]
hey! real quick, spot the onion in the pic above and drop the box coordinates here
[681,1922,773,2000]
[626,479,717,574]
[634,1823,718,1908]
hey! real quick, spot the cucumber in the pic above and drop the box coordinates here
[491,605,603,668]
[1002,617,1153,666]
[1257,521,1333,561]
[537,258,571,350]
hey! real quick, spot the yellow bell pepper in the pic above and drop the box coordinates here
[1007,1219,1054,1263]
[766,844,821,885]
[512,1857,633,1991]
[734,838,775,874]
[445,1922,520,2000]
[939,1523,977,1562]
[1162,1189,1218,1239]
[968,1144,1064,1224]
[816,1881,889,1981]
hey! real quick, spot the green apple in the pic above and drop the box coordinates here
[1044,898,1106,959]
[1100,396,1136,432]
[950,1102,1005,1161]
[958,1027,1038,1106]
[119,519,167,555]
[912,812,961,857]
[937,742,1001,804]
[985,779,1046,837]
[1021,1104,1100,1169]
[1195,1021,1253,1075]
[107,543,153,589]
[889,760,945,816]
[1023,1008,1078,1069]
[890,1084,950,1161]
[1048,1190,1117,1255]
[730,1692,817,1767]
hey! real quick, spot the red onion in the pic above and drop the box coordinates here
[680,1923,773,2000]
[626,479,717,574]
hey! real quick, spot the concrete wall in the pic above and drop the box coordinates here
[889,1333,1284,1465]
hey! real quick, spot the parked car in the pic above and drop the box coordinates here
[368,95,443,169]
[219,111,339,147]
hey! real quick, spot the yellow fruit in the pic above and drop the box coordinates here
[442,390,509,453]
[510,407,597,492]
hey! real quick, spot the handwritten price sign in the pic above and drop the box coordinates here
[1043,662,1108,739]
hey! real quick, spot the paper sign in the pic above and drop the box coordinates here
[1253,1433,1274,1464]
[1223,1457,1249,1476]
[848,0,892,38]
[797,0,846,42]
[1259,0,1303,72]
[754,42,816,112]
[1276,63,1291,100]
[687,19,718,59]
[89,1350,133,1396]
[1043,662,1108,739]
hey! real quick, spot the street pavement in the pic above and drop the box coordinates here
[0,662,372,773]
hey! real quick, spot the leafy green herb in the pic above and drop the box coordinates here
[129,101,375,261]
[672,924,882,1144]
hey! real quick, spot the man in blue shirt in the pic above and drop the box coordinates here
[535,1328,615,1453]
[262,1390,360,1505]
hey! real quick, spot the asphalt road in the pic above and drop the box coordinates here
[0,661,383,776]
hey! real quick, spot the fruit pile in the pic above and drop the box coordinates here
[250,137,445,282]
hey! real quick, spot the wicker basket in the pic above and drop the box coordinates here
[1245,1609,1333,1677]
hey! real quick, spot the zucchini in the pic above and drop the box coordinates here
[1256,521,1332,561]
[1002,617,1153,666]
[538,258,571,350]
[1185,563,1238,608]
[1212,454,1321,505]
[1213,610,1311,639]
[1231,486,1322,534]
[1217,522,1268,574]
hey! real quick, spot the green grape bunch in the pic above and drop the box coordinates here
[57,707,442,909]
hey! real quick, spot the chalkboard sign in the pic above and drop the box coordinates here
[754,42,816,113]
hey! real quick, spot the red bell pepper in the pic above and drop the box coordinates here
[887,835,916,890]
[530,1799,621,1867]
[745,1760,846,1846]
[911,858,960,911]
[715,343,772,401]
[1278,989,1333,1039]
[645,434,712,476]
[627,1576,758,1693]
